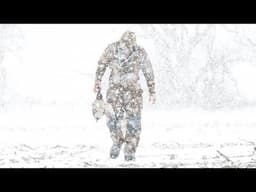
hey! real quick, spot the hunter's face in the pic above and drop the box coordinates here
[121,31,136,49]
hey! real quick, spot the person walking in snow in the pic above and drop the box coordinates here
[94,31,156,161]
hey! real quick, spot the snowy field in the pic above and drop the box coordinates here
[1,106,256,168]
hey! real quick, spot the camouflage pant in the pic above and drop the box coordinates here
[106,87,143,155]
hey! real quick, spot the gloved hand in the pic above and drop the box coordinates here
[149,93,156,104]
[94,80,101,93]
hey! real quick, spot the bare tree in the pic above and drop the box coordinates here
[193,25,242,109]
[139,24,214,108]
[138,24,250,109]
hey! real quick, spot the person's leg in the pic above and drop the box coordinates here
[124,112,141,161]
[106,113,125,159]
[123,90,143,161]
[106,88,125,159]
[106,104,126,158]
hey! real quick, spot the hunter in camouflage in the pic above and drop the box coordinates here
[94,31,156,161]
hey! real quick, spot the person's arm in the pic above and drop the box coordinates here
[141,48,156,104]
[94,44,113,93]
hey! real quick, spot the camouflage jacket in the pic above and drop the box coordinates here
[95,41,155,95]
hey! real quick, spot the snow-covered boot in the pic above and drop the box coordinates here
[124,153,135,161]
[110,143,122,159]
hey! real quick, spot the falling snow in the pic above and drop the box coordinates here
[1,24,256,167]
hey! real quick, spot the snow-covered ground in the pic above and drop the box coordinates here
[1,106,256,168]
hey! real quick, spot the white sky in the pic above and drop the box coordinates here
[3,24,256,104]
[5,24,128,102]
